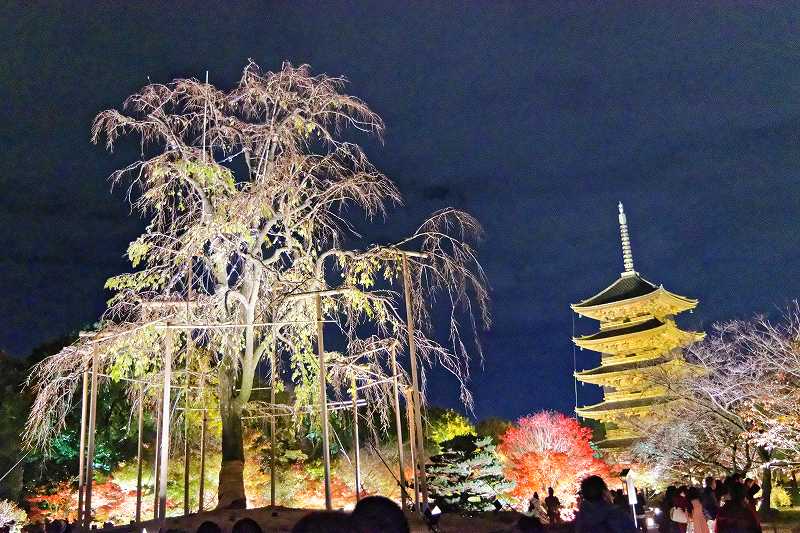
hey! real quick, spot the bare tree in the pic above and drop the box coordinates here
[24,62,489,508]
[634,305,800,511]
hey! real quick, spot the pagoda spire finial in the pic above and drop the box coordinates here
[618,202,635,275]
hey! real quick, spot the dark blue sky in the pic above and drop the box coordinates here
[2,2,800,421]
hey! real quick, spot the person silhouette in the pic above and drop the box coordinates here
[544,487,561,523]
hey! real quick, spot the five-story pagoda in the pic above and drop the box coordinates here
[571,203,704,452]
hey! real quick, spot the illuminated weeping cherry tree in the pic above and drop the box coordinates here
[23,62,489,510]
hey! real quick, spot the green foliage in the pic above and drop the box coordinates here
[476,417,513,444]
[175,160,236,194]
[772,484,792,508]
[0,336,80,501]
[0,334,148,501]
[583,418,607,444]
[104,325,161,382]
[24,379,150,490]
[253,415,309,470]
[0,355,29,502]
[104,270,166,296]
[126,237,151,267]
[427,407,475,451]
[425,434,513,513]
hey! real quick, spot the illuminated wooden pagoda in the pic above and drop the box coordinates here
[571,203,704,451]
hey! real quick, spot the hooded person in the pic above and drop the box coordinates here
[574,476,638,533]
[716,484,762,533]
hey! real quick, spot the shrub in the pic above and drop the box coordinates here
[771,484,792,508]
[0,500,27,533]
[428,408,475,452]
[426,434,513,512]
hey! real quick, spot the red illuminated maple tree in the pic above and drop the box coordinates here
[499,411,610,503]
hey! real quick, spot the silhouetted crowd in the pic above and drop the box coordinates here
[573,476,639,533]
[14,518,79,533]
[519,472,766,533]
[657,474,762,533]
[4,473,770,533]
[292,495,410,533]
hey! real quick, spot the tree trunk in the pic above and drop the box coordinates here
[756,445,773,515]
[759,463,773,514]
[218,361,246,509]
[215,293,258,509]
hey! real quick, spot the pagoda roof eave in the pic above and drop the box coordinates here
[575,396,671,418]
[575,358,675,384]
[571,272,658,309]
[573,320,704,352]
[571,285,698,316]
[576,357,703,387]
[573,318,665,345]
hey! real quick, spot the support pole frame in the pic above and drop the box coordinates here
[351,373,361,502]
[270,340,277,509]
[158,327,173,523]
[315,294,333,510]
[390,346,407,510]
[83,347,99,530]
[135,384,144,523]
[183,335,191,516]
[198,376,207,513]
[77,369,88,527]
[152,395,161,520]
[405,388,420,512]
[401,253,428,506]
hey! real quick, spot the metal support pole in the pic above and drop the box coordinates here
[158,327,173,523]
[351,374,361,502]
[152,396,161,520]
[401,253,428,505]
[183,345,190,516]
[184,272,192,516]
[390,346,407,510]
[405,388,420,512]
[135,385,144,524]
[270,343,277,509]
[198,377,207,513]
[84,348,99,530]
[77,369,88,527]
[315,294,333,510]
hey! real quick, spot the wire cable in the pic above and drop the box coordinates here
[572,311,579,418]
[0,450,32,484]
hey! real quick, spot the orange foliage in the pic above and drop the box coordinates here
[290,463,356,509]
[26,482,76,523]
[26,478,178,524]
[498,411,610,504]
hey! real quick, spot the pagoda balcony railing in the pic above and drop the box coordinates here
[604,387,667,403]
[600,349,666,366]
[605,428,638,440]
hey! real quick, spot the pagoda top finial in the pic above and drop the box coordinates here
[618,202,635,275]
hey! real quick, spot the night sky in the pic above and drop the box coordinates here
[3,2,800,421]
